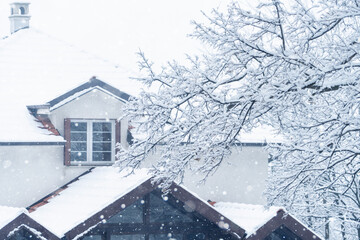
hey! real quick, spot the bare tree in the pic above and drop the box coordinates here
[116,0,360,237]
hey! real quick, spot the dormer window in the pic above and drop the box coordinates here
[19,7,25,15]
[64,119,120,165]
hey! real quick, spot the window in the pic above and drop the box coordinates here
[79,191,234,240]
[265,225,302,240]
[19,7,25,14]
[65,119,119,165]
[8,227,42,240]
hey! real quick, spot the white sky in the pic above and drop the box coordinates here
[0,0,241,73]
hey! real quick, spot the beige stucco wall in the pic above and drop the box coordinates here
[0,145,91,207]
[49,89,128,146]
[143,145,268,205]
[0,144,268,207]
[184,146,268,204]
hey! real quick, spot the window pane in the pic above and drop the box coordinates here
[71,142,87,151]
[184,233,206,240]
[8,229,41,240]
[107,199,144,223]
[93,122,112,132]
[71,122,87,131]
[93,152,111,161]
[82,235,102,240]
[71,132,87,141]
[150,193,193,223]
[93,133,112,141]
[110,235,145,240]
[149,234,182,240]
[71,152,87,161]
[265,225,302,240]
[93,142,111,151]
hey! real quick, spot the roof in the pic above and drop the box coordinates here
[214,202,281,235]
[215,202,323,240]
[30,167,151,238]
[0,28,142,142]
[47,77,131,111]
[245,210,323,240]
[29,167,246,239]
[0,206,59,240]
[24,166,324,239]
[0,206,26,229]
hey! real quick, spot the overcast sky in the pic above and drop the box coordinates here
[0,0,245,73]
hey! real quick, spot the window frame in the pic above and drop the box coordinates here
[65,118,118,166]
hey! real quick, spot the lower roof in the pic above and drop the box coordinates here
[0,206,26,229]
[25,166,322,239]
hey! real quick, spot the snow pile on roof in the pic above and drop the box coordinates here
[0,105,64,142]
[30,167,151,238]
[0,28,142,142]
[214,202,281,235]
[0,206,27,229]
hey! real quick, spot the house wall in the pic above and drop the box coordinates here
[144,145,268,205]
[49,89,128,146]
[0,90,127,207]
[0,89,269,207]
[0,145,91,207]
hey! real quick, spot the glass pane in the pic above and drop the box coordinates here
[107,199,144,223]
[184,233,206,240]
[93,122,112,132]
[93,152,111,161]
[71,151,87,161]
[71,142,87,151]
[110,235,145,240]
[71,122,87,131]
[93,142,111,151]
[71,132,87,141]
[93,133,112,141]
[82,235,102,240]
[265,225,302,240]
[150,193,193,223]
[149,234,182,240]
[8,229,41,240]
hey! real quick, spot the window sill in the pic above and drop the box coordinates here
[68,162,114,167]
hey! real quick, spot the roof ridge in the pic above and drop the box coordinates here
[0,27,130,72]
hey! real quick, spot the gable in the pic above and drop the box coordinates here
[48,77,130,110]
[0,213,59,240]
[7,225,44,240]
[245,210,322,240]
[79,190,235,240]
[29,167,245,239]
[49,88,125,137]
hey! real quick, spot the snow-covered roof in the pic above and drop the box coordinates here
[214,202,282,236]
[0,28,142,142]
[26,166,322,239]
[0,206,27,229]
[30,167,151,238]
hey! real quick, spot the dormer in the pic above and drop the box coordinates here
[9,2,31,34]
[27,77,132,166]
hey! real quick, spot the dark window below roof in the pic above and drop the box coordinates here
[265,225,302,240]
[7,227,42,240]
[80,191,235,240]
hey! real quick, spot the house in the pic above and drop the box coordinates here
[0,2,272,208]
[0,2,322,239]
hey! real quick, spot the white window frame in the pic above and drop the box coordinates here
[70,119,116,165]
